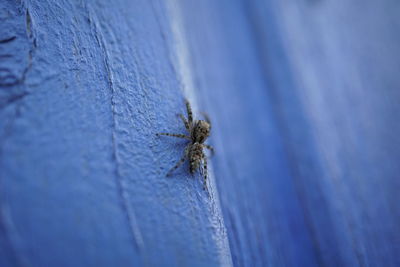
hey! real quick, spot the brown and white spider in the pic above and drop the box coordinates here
[156,99,214,190]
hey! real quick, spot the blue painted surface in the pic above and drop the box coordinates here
[0,1,231,266]
[1,0,400,266]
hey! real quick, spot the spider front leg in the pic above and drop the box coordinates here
[178,114,190,131]
[156,133,190,140]
[201,112,211,125]
[185,99,193,125]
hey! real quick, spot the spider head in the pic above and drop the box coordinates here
[192,120,210,143]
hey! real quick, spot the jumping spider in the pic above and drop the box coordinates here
[156,99,214,190]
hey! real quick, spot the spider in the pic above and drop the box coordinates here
[156,99,214,190]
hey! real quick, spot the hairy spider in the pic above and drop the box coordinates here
[156,99,214,190]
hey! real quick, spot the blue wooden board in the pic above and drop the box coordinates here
[1,0,399,266]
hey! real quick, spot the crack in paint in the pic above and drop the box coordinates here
[0,4,34,265]
[0,92,29,110]
[86,5,145,254]
[0,36,17,44]
[0,10,36,88]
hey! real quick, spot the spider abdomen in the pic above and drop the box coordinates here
[189,143,204,173]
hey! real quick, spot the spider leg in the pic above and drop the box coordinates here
[166,150,188,177]
[203,144,214,155]
[185,99,193,125]
[201,112,211,124]
[156,133,190,140]
[178,114,190,131]
[202,156,208,191]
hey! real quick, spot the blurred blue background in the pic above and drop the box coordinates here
[1,0,399,266]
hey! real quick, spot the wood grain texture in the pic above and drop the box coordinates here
[1,0,399,266]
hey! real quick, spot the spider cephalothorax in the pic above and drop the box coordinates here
[156,99,214,190]
[192,120,210,143]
